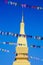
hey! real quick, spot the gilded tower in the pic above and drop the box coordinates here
[13,14,30,65]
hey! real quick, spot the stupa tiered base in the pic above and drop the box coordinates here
[13,60,30,65]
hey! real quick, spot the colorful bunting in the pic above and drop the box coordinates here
[34,36,41,40]
[0,42,17,45]
[8,1,17,6]
[0,48,43,62]
[21,4,26,8]
[0,48,9,53]
[4,1,43,10]
[0,41,43,49]
[31,45,43,48]
[30,56,43,62]
[0,30,43,40]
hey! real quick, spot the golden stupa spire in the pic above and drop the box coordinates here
[13,12,30,65]
[20,11,25,34]
[17,12,27,47]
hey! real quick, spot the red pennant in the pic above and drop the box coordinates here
[32,6,37,8]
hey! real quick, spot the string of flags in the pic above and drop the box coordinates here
[4,0,43,10]
[0,42,17,45]
[0,41,43,48]
[0,42,27,46]
[30,45,43,48]
[0,30,32,38]
[0,48,9,53]
[0,30,43,40]
[30,56,43,62]
[0,48,43,62]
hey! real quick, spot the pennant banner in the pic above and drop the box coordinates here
[30,56,43,62]
[0,42,17,45]
[4,1,43,10]
[0,48,43,62]
[0,30,43,40]
[0,48,9,53]
[0,41,43,49]
[31,45,43,48]
[0,47,43,62]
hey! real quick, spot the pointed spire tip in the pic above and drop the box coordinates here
[22,11,24,23]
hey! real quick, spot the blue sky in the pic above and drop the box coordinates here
[0,0,43,65]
